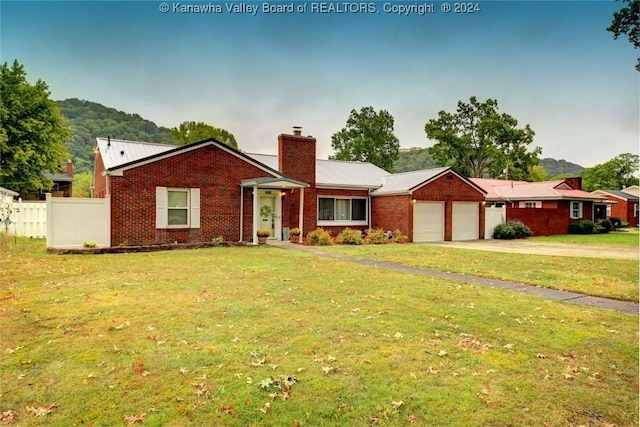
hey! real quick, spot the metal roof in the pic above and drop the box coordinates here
[472,178,606,201]
[245,153,388,188]
[96,137,175,170]
[593,189,639,202]
[371,167,449,195]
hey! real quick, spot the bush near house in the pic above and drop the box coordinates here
[493,220,532,240]
[596,219,614,233]
[608,216,622,228]
[306,228,333,246]
[336,228,364,245]
[390,229,408,243]
[365,228,389,245]
[568,220,596,234]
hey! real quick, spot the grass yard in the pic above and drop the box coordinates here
[0,239,638,426]
[530,229,640,246]
[329,244,639,302]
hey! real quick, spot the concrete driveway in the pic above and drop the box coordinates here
[428,239,638,260]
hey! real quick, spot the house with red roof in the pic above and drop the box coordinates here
[470,177,608,236]
[92,127,486,246]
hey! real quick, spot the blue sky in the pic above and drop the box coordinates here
[2,0,638,168]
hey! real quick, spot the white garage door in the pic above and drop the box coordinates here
[452,202,479,241]
[413,202,444,242]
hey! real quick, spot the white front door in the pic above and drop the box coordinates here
[259,195,278,239]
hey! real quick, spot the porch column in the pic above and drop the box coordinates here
[298,188,304,243]
[252,186,259,244]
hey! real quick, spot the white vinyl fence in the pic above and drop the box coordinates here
[13,201,47,238]
[46,194,111,249]
[485,205,506,239]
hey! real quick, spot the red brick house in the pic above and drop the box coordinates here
[471,177,607,236]
[93,128,486,245]
[591,189,639,227]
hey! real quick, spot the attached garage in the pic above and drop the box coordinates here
[413,201,444,242]
[452,202,479,241]
[370,167,486,242]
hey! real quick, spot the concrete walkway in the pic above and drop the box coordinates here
[270,241,639,315]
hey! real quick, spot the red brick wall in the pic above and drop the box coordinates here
[371,195,412,240]
[110,144,275,245]
[93,152,107,198]
[507,201,594,236]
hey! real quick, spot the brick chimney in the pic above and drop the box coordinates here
[278,126,316,185]
[66,159,73,177]
[564,177,582,190]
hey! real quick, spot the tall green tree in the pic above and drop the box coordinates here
[607,0,639,71]
[424,97,540,180]
[170,121,238,149]
[0,60,71,192]
[330,106,400,172]
[581,153,640,191]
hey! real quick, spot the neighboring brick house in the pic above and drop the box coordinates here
[93,128,486,245]
[592,189,639,227]
[471,177,607,236]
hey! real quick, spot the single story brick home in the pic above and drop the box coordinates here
[470,177,608,236]
[92,128,486,245]
[591,189,639,227]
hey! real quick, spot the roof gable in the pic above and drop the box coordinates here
[99,138,283,179]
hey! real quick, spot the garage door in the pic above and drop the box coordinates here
[413,202,444,242]
[452,202,479,241]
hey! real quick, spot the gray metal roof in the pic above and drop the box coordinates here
[595,189,639,202]
[245,153,388,188]
[372,167,450,195]
[96,137,175,170]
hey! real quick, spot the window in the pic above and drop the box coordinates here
[635,203,638,218]
[570,201,582,219]
[318,197,367,223]
[519,201,541,209]
[168,190,189,225]
[156,187,200,229]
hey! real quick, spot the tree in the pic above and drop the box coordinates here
[581,153,640,191]
[0,60,71,193]
[170,121,238,149]
[607,0,639,71]
[424,97,541,180]
[72,171,93,198]
[330,106,400,172]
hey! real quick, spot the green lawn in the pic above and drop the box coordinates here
[328,244,639,302]
[0,239,638,426]
[530,229,640,246]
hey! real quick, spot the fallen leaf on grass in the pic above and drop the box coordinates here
[123,412,146,424]
[220,405,237,414]
[259,402,271,414]
[1,410,16,424]
[25,404,57,417]
[407,414,418,424]
[391,400,404,409]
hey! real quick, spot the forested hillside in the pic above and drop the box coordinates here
[393,147,439,172]
[57,98,175,173]
[539,158,584,177]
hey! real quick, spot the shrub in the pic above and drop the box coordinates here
[83,241,97,248]
[365,228,388,245]
[306,228,333,246]
[568,220,596,234]
[493,220,532,240]
[391,229,408,243]
[336,228,364,245]
[596,219,613,233]
[609,216,622,228]
[212,236,224,244]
